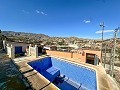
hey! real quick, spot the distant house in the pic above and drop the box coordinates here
[44,46,51,50]
[57,45,71,52]
[68,44,79,49]
[44,46,57,51]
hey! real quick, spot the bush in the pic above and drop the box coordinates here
[15,54,21,57]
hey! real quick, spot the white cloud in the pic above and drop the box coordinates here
[83,20,91,23]
[41,11,47,15]
[21,10,29,14]
[41,11,44,14]
[36,10,40,14]
[95,30,114,34]
[35,10,47,15]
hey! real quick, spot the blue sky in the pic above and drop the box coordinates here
[0,0,120,39]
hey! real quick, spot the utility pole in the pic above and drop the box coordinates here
[100,22,105,66]
[111,27,119,77]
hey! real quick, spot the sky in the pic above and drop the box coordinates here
[0,0,120,39]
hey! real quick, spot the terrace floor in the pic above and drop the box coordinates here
[13,56,59,90]
[12,55,120,90]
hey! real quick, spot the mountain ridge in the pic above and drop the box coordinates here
[2,31,95,40]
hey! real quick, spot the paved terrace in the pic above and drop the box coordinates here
[13,55,119,90]
[13,56,59,90]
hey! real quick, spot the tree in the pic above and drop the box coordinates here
[0,29,1,36]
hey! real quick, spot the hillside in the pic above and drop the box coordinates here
[2,31,117,45]
[2,31,50,40]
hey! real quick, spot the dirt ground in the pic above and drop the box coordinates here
[0,50,31,90]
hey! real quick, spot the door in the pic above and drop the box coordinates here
[86,53,95,65]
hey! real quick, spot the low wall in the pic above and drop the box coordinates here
[46,50,101,63]
[73,53,84,59]
[46,50,71,58]
[46,50,86,62]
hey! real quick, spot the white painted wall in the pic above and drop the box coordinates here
[29,44,38,58]
[6,42,29,52]
[6,44,15,59]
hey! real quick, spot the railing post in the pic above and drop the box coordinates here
[35,45,38,58]
[29,44,31,56]
[10,44,15,59]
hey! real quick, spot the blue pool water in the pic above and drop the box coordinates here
[28,57,97,90]
[51,58,97,90]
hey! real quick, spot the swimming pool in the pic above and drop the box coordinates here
[28,57,97,90]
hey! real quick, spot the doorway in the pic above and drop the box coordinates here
[86,53,95,65]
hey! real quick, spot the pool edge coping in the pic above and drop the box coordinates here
[26,61,60,90]
[13,56,60,90]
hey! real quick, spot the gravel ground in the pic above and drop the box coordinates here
[114,70,120,87]
[106,69,120,87]
[0,50,31,90]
